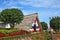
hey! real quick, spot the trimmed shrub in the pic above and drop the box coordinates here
[0,28,19,34]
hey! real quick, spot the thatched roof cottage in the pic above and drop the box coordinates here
[14,13,42,31]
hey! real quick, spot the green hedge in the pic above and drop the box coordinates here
[0,28,20,34]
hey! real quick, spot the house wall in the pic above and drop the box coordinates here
[0,23,10,28]
[0,23,6,28]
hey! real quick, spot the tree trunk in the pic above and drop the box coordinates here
[10,23,14,29]
[57,27,60,33]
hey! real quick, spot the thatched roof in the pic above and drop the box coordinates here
[14,13,42,31]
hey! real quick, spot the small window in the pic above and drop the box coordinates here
[0,23,6,28]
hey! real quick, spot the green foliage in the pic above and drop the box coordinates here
[31,34,40,40]
[0,28,20,34]
[41,22,48,30]
[44,31,52,40]
[0,8,24,28]
[50,16,60,32]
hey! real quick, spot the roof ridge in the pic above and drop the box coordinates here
[24,13,38,16]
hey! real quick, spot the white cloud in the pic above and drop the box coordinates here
[1,0,60,8]
[2,0,17,7]
[22,10,36,15]
[54,11,60,15]
[39,10,60,18]
[10,6,23,9]
[19,0,60,8]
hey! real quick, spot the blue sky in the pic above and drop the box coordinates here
[0,0,60,26]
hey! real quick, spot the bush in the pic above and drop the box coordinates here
[0,28,20,34]
[44,31,52,40]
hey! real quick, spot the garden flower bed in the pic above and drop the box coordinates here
[0,32,52,40]
[0,29,30,37]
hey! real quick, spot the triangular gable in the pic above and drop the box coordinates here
[32,20,38,26]
[29,19,41,32]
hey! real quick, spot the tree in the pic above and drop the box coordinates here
[41,22,48,30]
[0,8,24,28]
[50,16,60,32]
